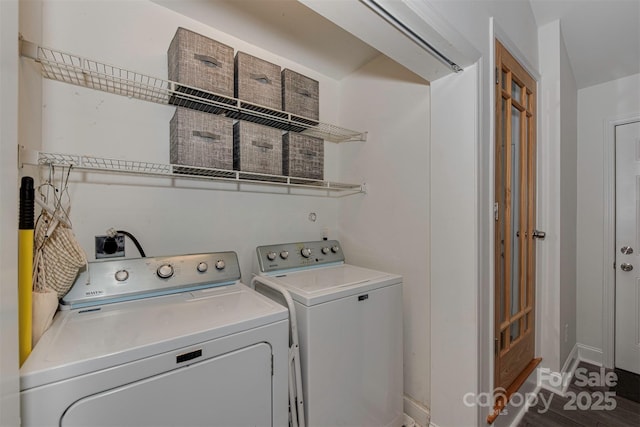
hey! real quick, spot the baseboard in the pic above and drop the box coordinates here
[402,413,417,427]
[493,366,540,427]
[538,344,580,396]
[501,343,606,427]
[403,395,429,427]
[577,343,604,366]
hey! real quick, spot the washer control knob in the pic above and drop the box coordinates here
[215,259,225,270]
[321,247,330,254]
[115,269,129,282]
[157,264,174,279]
[197,262,208,273]
[301,247,312,258]
[280,250,289,260]
[331,245,340,253]
[267,251,277,261]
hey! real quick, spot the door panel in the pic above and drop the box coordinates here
[61,343,272,427]
[494,40,537,392]
[615,121,640,375]
[296,284,403,427]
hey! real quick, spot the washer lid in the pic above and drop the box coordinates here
[20,283,287,390]
[264,264,402,306]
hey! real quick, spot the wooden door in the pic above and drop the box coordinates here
[494,40,538,392]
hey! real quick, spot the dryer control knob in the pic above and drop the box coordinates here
[321,247,330,254]
[115,269,129,282]
[215,260,226,270]
[267,251,277,261]
[197,262,208,273]
[331,245,340,253]
[280,250,289,259]
[157,264,174,279]
[301,248,312,258]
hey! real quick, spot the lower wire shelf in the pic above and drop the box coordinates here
[19,147,365,196]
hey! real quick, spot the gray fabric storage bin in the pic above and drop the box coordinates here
[168,27,234,97]
[283,132,324,180]
[234,121,282,175]
[282,69,319,121]
[235,52,282,110]
[170,108,233,169]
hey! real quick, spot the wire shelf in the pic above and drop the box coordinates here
[20,40,367,143]
[26,150,364,196]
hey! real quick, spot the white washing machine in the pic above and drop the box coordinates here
[252,240,403,427]
[20,251,288,427]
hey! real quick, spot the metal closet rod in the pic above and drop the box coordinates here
[361,0,463,73]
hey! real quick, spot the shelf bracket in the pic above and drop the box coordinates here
[19,37,39,61]
[18,145,39,168]
[335,132,367,143]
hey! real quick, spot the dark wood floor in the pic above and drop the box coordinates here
[518,362,640,426]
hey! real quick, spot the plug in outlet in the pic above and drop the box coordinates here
[95,234,125,259]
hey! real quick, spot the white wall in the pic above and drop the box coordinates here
[39,0,345,282]
[577,73,640,361]
[336,55,430,422]
[559,27,577,367]
[537,20,578,374]
[425,1,539,425]
[430,62,478,427]
[0,1,20,424]
[537,20,561,373]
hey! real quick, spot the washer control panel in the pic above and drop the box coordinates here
[257,240,345,273]
[61,252,241,309]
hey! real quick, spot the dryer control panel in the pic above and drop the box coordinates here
[257,240,345,273]
[61,252,241,309]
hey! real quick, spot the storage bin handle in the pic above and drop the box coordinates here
[194,53,221,68]
[301,149,316,157]
[296,89,312,98]
[252,140,273,150]
[250,73,271,85]
[192,130,221,141]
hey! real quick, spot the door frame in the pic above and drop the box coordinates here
[603,113,640,368]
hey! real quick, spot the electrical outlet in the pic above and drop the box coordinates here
[95,234,125,259]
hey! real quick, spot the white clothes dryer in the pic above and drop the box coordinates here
[21,251,288,427]
[252,240,403,427]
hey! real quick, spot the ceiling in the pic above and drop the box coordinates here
[153,0,639,88]
[529,0,640,89]
[152,0,381,80]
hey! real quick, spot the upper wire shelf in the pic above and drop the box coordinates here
[19,39,367,143]
[19,148,365,196]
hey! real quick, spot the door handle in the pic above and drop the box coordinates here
[532,230,546,240]
[621,263,633,272]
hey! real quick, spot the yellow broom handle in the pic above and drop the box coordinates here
[18,229,33,366]
[19,176,35,366]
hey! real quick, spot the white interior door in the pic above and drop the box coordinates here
[615,120,640,374]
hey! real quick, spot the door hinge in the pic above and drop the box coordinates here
[496,67,499,85]
[613,262,616,270]
[494,202,499,221]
